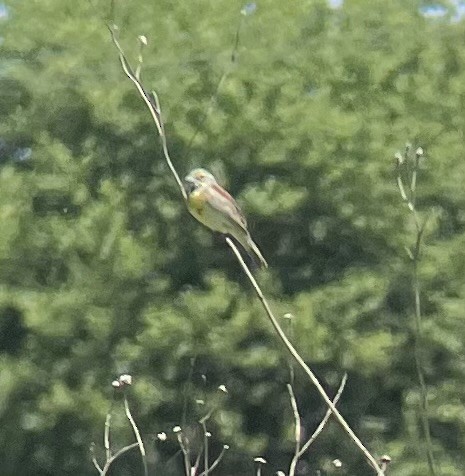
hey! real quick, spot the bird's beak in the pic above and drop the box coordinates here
[184,176,197,194]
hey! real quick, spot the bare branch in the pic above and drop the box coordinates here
[90,443,103,475]
[288,373,347,475]
[198,445,229,476]
[226,237,384,475]
[107,24,187,201]
[101,443,139,475]
[124,394,148,476]
[107,22,384,476]
[298,373,347,457]
[175,430,192,476]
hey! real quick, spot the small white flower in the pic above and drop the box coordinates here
[218,385,228,393]
[119,374,132,386]
[332,459,342,468]
[157,432,167,441]
[138,35,148,46]
[173,426,182,433]
[254,457,267,464]
[395,152,404,164]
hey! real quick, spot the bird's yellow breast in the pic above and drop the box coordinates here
[187,189,207,217]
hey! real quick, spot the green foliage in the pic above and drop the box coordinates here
[1,0,465,474]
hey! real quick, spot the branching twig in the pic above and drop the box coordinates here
[198,445,229,476]
[124,394,148,476]
[297,373,347,458]
[108,21,385,476]
[226,237,384,475]
[91,413,139,476]
[175,429,192,476]
[192,445,204,476]
[101,443,139,474]
[288,374,347,476]
[90,443,103,475]
[108,24,186,201]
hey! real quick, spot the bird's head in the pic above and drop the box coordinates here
[184,168,217,193]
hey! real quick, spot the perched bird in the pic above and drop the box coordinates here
[184,168,268,268]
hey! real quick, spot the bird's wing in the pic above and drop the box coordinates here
[204,183,248,232]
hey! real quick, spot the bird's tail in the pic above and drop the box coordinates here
[239,234,268,269]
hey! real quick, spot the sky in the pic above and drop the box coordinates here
[327,0,465,20]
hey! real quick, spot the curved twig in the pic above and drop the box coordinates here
[124,394,148,476]
[226,238,384,475]
[108,24,187,201]
[107,23,385,476]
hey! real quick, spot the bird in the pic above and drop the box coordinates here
[184,168,268,268]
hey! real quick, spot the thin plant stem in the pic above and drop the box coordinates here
[124,394,148,476]
[108,25,384,476]
[413,256,436,475]
[396,148,436,476]
[108,25,187,201]
[288,374,347,476]
[297,373,347,458]
[196,400,223,475]
[198,445,229,476]
[412,230,436,476]
[225,238,384,475]
[287,384,301,476]
[90,443,103,475]
[101,443,139,475]
[192,445,204,475]
[104,401,114,461]
[176,431,192,476]
[201,420,209,475]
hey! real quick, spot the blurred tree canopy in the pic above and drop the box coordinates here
[1,0,465,474]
